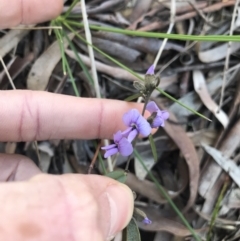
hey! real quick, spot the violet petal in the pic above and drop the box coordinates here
[104,148,119,158]
[146,101,158,113]
[161,110,170,120]
[136,115,152,137]
[127,129,138,142]
[146,65,155,75]
[101,144,117,151]
[121,127,133,137]
[118,138,133,156]
[123,109,140,127]
[113,131,123,143]
[152,116,164,128]
[142,217,152,225]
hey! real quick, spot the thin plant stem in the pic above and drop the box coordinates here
[134,149,201,241]
[153,0,176,67]
[156,87,211,121]
[80,0,100,98]
[88,141,101,174]
[206,180,229,241]
[0,56,16,89]
[64,55,80,97]
[10,26,62,30]
[54,27,67,75]
[63,0,79,19]
[62,29,94,85]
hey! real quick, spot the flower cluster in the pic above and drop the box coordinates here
[101,65,169,158]
[101,102,169,158]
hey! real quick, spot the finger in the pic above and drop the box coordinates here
[0,0,63,29]
[0,154,41,181]
[0,90,146,141]
[0,174,134,241]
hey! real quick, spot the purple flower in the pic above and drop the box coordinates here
[146,65,155,75]
[142,217,152,225]
[122,109,152,142]
[101,131,133,158]
[146,101,169,128]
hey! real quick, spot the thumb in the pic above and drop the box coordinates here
[0,174,134,241]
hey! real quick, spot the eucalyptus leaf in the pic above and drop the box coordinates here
[148,134,158,162]
[106,170,127,183]
[122,218,141,241]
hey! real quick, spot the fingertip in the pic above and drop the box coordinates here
[105,183,134,239]
[22,0,63,24]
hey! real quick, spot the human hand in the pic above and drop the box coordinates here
[0,2,143,240]
[0,154,133,241]
[0,90,143,241]
[0,0,63,29]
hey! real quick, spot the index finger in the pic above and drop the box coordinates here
[0,90,144,142]
[0,0,63,29]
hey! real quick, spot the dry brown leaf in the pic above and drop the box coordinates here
[126,172,169,204]
[0,29,29,58]
[199,119,240,213]
[193,70,229,128]
[27,34,74,90]
[169,75,223,122]
[127,158,189,204]
[198,42,240,63]
[138,207,203,237]
[129,0,153,22]
[92,37,141,63]
[156,101,200,212]
[194,207,240,226]
[1,53,35,88]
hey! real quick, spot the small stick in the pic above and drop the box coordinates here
[88,141,101,174]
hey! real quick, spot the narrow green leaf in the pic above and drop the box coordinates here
[156,87,211,121]
[62,29,94,85]
[65,20,240,42]
[148,134,157,162]
[53,27,80,97]
[124,93,141,102]
[122,218,141,241]
[106,170,127,183]
[61,0,79,19]
[53,27,67,75]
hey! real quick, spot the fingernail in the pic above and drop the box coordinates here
[106,183,134,239]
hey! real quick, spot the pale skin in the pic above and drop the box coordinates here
[0,1,147,240]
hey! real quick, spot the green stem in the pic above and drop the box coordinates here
[134,149,202,241]
[62,0,80,19]
[156,87,211,121]
[206,181,229,241]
